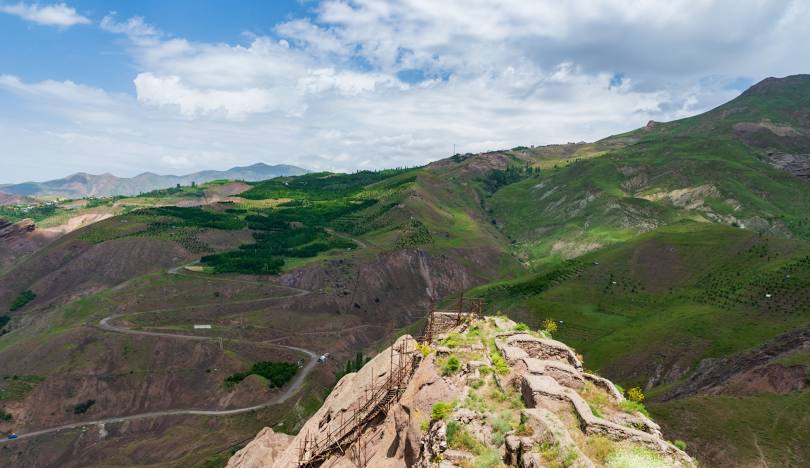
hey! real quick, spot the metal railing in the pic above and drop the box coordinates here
[297,338,418,467]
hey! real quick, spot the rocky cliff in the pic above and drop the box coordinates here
[229,316,694,467]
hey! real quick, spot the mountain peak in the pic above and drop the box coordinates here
[1,163,308,198]
[739,74,810,98]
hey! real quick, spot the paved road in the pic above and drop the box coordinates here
[1,229,372,444]
[1,267,317,444]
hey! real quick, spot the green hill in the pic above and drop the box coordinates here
[490,75,810,268]
[467,222,810,466]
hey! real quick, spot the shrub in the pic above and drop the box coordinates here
[626,387,645,402]
[442,355,461,376]
[0,408,12,422]
[73,399,95,414]
[9,290,36,311]
[674,440,687,451]
[416,342,432,357]
[335,352,370,381]
[0,316,9,329]
[543,318,558,335]
[431,402,454,421]
[514,322,530,332]
[225,361,298,388]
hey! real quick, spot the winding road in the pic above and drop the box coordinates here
[1,265,322,445]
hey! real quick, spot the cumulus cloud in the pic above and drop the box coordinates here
[0,2,89,27]
[2,1,810,181]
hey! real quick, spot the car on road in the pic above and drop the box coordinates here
[7,433,18,440]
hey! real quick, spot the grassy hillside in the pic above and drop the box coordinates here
[467,221,810,466]
[491,75,810,268]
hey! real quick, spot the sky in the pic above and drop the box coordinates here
[1,1,809,183]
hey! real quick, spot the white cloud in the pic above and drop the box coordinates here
[0,2,89,27]
[100,14,159,39]
[133,72,304,118]
[2,1,810,182]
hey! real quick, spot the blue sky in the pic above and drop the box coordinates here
[1,1,808,183]
[0,1,307,92]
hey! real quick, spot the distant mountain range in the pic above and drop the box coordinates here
[0,163,308,199]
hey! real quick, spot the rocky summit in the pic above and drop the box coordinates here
[229,315,693,467]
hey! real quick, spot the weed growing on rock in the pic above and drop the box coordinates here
[442,332,462,349]
[585,436,616,463]
[486,338,510,375]
[463,391,489,413]
[447,421,484,454]
[431,401,454,421]
[626,387,645,402]
[489,411,516,446]
[514,322,530,331]
[442,355,461,376]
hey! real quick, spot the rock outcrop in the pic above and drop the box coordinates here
[230,317,695,467]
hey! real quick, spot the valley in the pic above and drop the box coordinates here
[1,75,809,467]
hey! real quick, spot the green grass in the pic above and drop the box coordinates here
[651,391,810,467]
[489,82,810,268]
[0,375,44,401]
[465,220,810,467]
[606,445,669,468]
[473,222,810,386]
